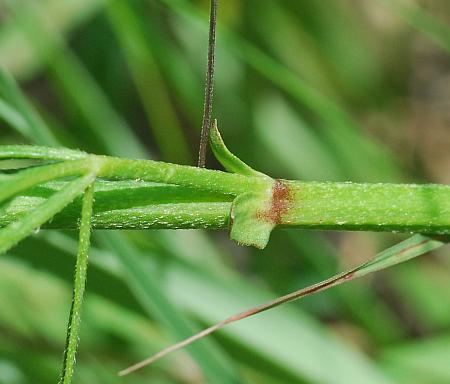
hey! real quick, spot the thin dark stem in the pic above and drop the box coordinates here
[198,0,218,168]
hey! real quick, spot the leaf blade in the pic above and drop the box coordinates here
[120,234,447,374]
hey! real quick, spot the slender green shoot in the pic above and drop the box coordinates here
[59,182,94,384]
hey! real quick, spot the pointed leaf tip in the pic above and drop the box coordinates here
[210,120,267,178]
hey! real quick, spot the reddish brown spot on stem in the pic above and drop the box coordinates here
[257,179,292,224]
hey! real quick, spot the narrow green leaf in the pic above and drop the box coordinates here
[120,234,447,373]
[0,172,96,255]
[352,235,446,277]
[210,120,267,177]
[60,182,94,384]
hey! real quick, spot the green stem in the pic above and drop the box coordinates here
[0,146,270,194]
[2,148,450,235]
[2,177,450,234]
[0,144,88,161]
[96,155,271,195]
[59,182,94,384]
[282,181,450,234]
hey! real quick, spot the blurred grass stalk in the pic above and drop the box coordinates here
[378,0,450,53]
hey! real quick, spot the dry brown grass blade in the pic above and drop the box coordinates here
[119,234,445,376]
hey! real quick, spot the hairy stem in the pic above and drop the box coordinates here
[59,182,94,384]
[2,177,450,235]
[96,155,272,195]
[2,149,450,235]
[0,144,88,161]
[281,181,450,234]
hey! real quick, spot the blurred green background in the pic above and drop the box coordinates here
[0,0,450,383]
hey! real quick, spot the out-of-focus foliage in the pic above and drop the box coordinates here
[0,0,449,383]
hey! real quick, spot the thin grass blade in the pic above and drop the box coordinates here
[98,232,239,383]
[106,1,191,163]
[119,234,447,375]
[378,0,450,53]
[0,99,30,137]
[0,67,58,145]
